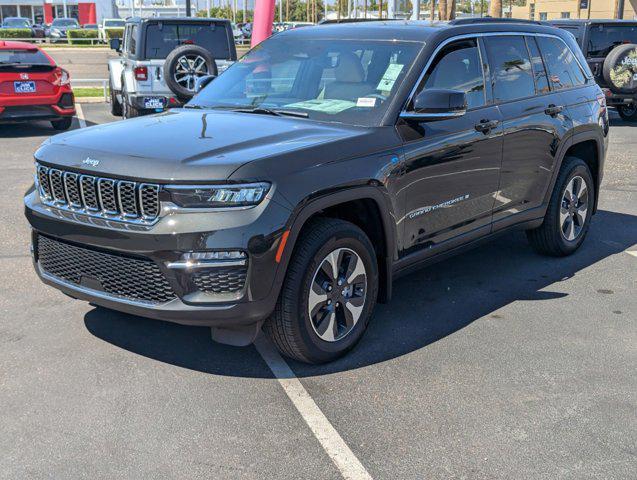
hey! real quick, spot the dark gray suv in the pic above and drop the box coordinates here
[25,20,608,363]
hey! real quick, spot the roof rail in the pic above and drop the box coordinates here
[318,18,400,25]
[449,17,543,26]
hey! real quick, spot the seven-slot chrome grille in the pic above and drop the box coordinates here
[36,163,160,224]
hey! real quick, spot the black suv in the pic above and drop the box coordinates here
[25,20,608,363]
[548,19,637,121]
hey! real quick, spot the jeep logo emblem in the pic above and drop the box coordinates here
[82,157,100,167]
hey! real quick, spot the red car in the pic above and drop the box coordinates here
[0,40,75,130]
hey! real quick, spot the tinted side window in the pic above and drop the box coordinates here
[537,36,586,90]
[421,39,485,109]
[526,36,550,94]
[145,23,231,59]
[484,36,535,103]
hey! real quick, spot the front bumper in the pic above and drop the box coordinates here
[25,189,292,328]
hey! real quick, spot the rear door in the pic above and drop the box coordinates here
[484,34,571,227]
[398,37,503,256]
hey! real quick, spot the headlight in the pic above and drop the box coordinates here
[166,182,270,208]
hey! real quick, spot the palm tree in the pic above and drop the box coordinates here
[439,0,447,20]
[490,0,502,17]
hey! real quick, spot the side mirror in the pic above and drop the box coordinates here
[400,88,467,121]
[194,75,216,93]
[109,38,121,52]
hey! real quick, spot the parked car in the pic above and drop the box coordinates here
[240,22,252,38]
[25,19,608,363]
[1,17,45,38]
[46,17,80,43]
[548,19,637,121]
[0,40,74,129]
[108,17,236,118]
[231,22,244,41]
[98,18,125,42]
[83,24,98,30]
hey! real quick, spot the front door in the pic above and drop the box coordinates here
[397,38,503,257]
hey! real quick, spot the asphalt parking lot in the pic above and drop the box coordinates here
[1,104,635,479]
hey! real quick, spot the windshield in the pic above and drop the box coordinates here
[588,24,637,57]
[190,36,422,127]
[3,18,30,28]
[52,19,79,27]
[105,20,125,27]
[145,22,231,59]
[0,49,51,66]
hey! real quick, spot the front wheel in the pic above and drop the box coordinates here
[526,157,595,256]
[264,218,378,364]
[617,104,637,121]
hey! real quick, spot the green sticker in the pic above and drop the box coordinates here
[285,99,356,114]
[376,64,404,91]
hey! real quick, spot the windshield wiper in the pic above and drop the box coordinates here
[231,107,309,118]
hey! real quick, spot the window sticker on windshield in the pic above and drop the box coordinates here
[377,64,404,91]
[285,99,356,114]
[356,97,377,108]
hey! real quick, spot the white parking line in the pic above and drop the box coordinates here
[254,336,373,480]
[75,103,87,129]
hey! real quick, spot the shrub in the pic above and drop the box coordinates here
[67,28,99,45]
[0,29,32,39]
[104,28,124,40]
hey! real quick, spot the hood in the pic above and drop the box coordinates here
[35,109,368,182]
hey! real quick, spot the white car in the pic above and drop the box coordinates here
[99,18,125,42]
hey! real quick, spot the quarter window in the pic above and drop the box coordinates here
[420,39,485,110]
[484,36,535,102]
[537,36,586,90]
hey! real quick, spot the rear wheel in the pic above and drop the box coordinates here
[121,86,140,119]
[51,117,72,131]
[109,78,122,116]
[526,157,594,256]
[264,218,378,364]
[617,104,637,122]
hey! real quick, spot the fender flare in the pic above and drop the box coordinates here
[543,128,605,214]
[274,185,397,304]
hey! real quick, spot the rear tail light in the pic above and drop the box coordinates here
[134,66,148,81]
[53,68,70,86]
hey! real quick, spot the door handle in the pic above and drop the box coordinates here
[474,119,499,133]
[545,104,564,116]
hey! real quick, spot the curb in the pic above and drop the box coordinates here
[76,97,107,104]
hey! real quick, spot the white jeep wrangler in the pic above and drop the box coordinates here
[108,17,236,118]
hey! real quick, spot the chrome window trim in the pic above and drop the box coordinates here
[402,31,590,115]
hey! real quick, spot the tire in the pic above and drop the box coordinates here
[163,45,217,100]
[121,85,140,119]
[526,157,595,257]
[51,117,72,131]
[602,43,637,95]
[617,104,637,122]
[264,218,379,364]
[109,78,122,117]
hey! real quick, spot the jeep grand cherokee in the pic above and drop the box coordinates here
[25,20,608,363]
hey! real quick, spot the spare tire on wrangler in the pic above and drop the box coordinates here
[164,45,218,100]
[602,43,637,95]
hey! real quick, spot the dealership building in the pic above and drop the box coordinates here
[0,0,117,25]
